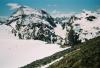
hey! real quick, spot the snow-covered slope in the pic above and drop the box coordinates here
[0,40,68,68]
[0,24,69,68]
[0,24,17,39]
[54,24,66,39]
[70,10,100,42]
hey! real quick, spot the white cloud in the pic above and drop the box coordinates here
[48,4,57,7]
[51,10,75,17]
[7,3,21,10]
[51,10,60,14]
[97,8,100,12]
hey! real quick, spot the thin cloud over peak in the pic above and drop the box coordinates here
[48,4,57,7]
[7,3,21,10]
[51,10,75,17]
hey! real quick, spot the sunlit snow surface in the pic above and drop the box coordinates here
[0,25,69,68]
[0,25,17,39]
[72,10,100,42]
[54,24,66,39]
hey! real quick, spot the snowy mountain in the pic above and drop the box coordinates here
[7,6,56,27]
[1,6,100,46]
[6,6,62,44]
[52,11,74,27]
[67,10,100,43]
[54,17,69,25]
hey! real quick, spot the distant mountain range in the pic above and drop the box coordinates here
[0,5,100,46]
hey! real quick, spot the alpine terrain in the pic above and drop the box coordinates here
[0,3,100,68]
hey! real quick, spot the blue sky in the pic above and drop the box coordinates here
[0,0,100,16]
